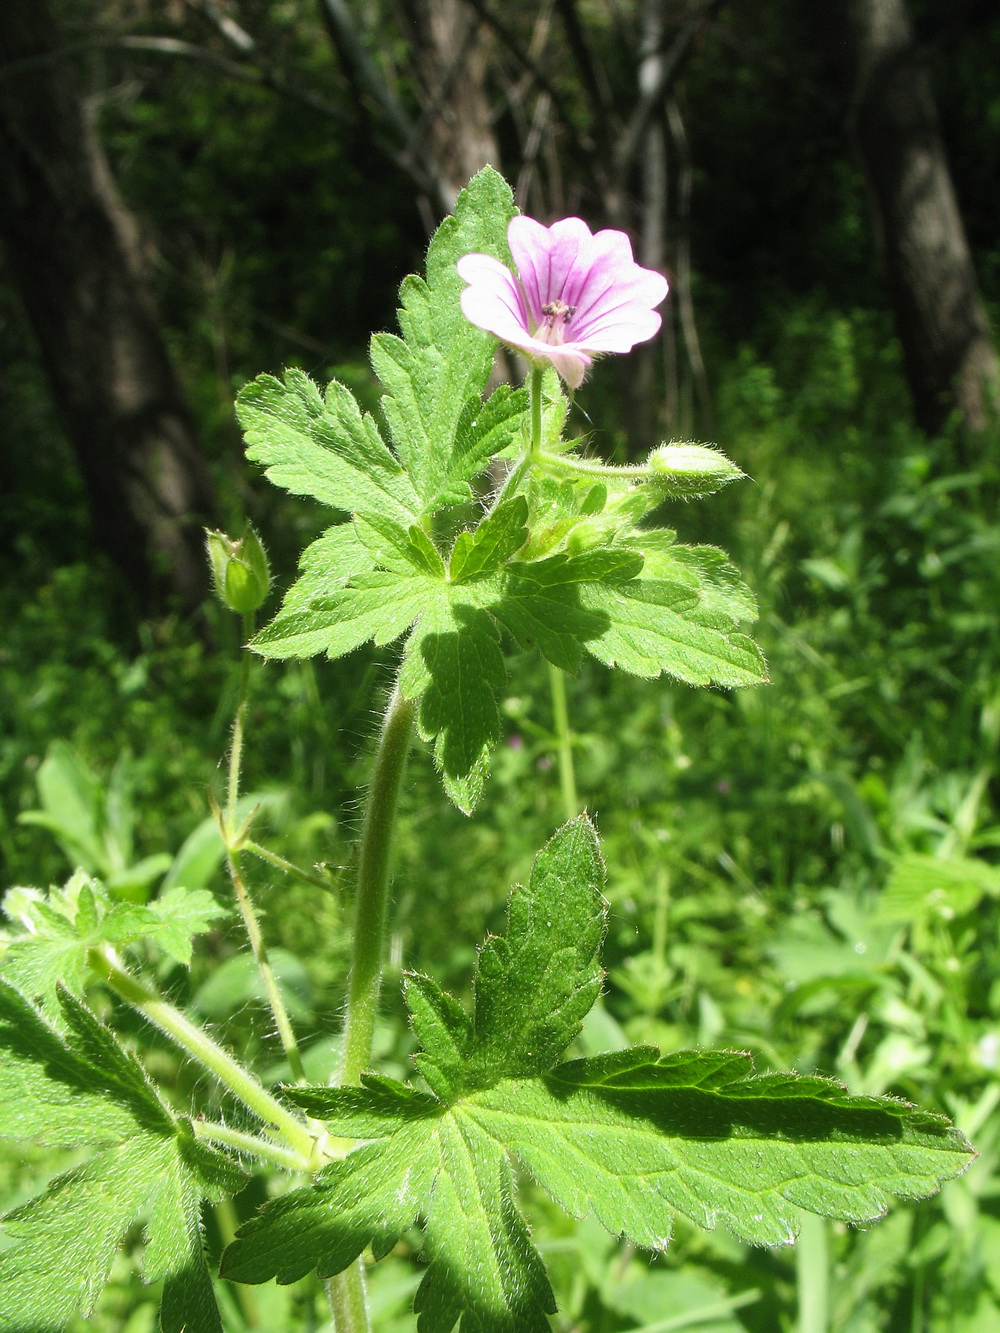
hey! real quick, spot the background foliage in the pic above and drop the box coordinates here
[1,0,999,1329]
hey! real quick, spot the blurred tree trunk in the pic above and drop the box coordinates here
[407,0,501,211]
[836,0,999,435]
[0,0,218,608]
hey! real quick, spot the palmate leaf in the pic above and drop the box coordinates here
[0,982,243,1333]
[223,820,973,1332]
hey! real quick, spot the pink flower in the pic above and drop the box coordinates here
[457,216,669,389]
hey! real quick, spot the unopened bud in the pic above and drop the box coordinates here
[646,443,745,498]
[206,525,271,614]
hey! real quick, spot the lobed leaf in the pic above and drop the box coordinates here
[0,983,242,1333]
[237,368,419,519]
[372,169,521,509]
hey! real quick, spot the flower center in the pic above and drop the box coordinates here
[538,299,576,345]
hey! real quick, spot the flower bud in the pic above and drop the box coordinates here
[646,443,745,498]
[206,526,271,614]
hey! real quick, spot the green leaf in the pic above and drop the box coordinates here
[17,740,104,874]
[879,853,1000,923]
[253,570,439,661]
[279,522,378,611]
[235,821,973,1333]
[449,497,528,583]
[0,980,139,1148]
[0,875,225,1008]
[630,532,759,630]
[237,368,419,520]
[580,577,768,686]
[371,168,519,509]
[0,985,241,1332]
[223,1109,554,1333]
[418,606,506,811]
[449,384,529,497]
[461,817,605,1087]
[355,512,446,578]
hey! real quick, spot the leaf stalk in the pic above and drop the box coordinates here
[89,945,317,1164]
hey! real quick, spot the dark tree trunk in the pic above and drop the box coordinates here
[0,0,219,608]
[837,0,999,435]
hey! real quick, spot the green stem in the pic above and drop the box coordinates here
[536,449,652,478]
[243,838,337,893]
[338,680,416,1086]
[90,946,316,1164]
[326,1269,370,1333]
[529,365,544,460]
[226,848,307,1083]
[226,613,254,833]
[225,613,306,1083]
[328,680,415,1333]
[796,1212,829,1333]
[192,1118,308,1172]
[548,661,579,821]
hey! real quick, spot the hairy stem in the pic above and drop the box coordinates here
[90,946,316,1164]
[548,661,579,821]
[338,680,416,1085]
[537,449,652,478]
[192,1118,308,1172]
[243,838,337,893]
[226,848,307,1082]
[326,1268,370,1333]
[225,613,306,1083]
[529,364,544,459]
[796,1212,829,1333]
[328,680,415,1333]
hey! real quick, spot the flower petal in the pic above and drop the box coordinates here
[508,215,593,326]
[457,253,532,343]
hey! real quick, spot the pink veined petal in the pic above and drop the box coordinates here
[559,227,636,313]
[508,215,592,325]
[567,237,669,335]
[457,253,533,342]
[571,308,663,353]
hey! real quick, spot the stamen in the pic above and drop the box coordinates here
[541,300,576,324]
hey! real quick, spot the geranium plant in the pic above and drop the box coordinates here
[0,169,973,1333]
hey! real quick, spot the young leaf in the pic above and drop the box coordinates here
[0,984,242,1333]
[227,819,974,1333]
[449,497,528,583]
[0,876,225,1009]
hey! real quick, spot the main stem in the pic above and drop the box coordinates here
[328,681,415,1333]
[337,680,416,1086]
[548,661,579,821]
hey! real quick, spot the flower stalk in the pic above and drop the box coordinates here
[224,612,306,1084]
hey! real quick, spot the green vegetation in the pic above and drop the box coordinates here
[2,4,999,1329]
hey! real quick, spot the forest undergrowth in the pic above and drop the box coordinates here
[2,295,998,1331]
